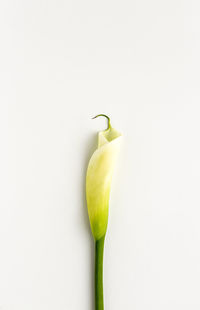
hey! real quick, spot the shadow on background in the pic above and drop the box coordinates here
[81,132,97,310]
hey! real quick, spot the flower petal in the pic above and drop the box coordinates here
[86,127,122,240]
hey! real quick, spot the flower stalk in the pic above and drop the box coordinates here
[95,236,105,310]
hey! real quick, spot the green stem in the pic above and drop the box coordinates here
[95,235,105,310]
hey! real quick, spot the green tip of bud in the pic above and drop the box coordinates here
[92,114,111,130]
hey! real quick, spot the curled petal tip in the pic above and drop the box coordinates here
[92,114,111,130]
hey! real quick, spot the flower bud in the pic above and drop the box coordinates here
[86,115,122,240]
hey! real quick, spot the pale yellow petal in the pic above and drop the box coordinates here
[86,126,121,240]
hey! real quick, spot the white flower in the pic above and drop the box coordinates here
[86,115,122,240]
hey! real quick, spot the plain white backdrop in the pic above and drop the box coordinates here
[1,0,200,309]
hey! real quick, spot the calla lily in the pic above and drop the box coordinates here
[86,114,122,240]
[86,114,122,310]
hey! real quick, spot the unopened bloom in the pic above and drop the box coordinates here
[86,114,122,240]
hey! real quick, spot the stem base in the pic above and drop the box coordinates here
[95,236,105,310]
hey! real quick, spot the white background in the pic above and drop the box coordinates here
[0,0,200,309]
